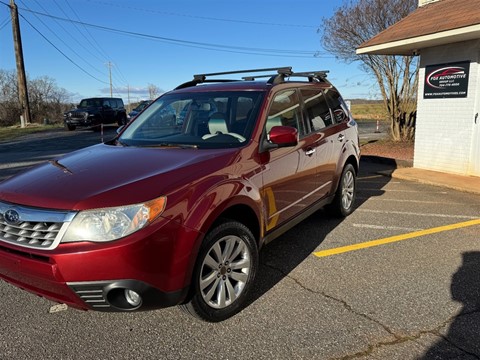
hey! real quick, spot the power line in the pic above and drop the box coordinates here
[63,0,112,64]
[50,0,106,64]
[18,0,106,77]
[85,0,317,29]
[18,13,109,85]
[63,0,129,88]
[19,0,128,91]
[0,15,10,30]
[13,6,328,58]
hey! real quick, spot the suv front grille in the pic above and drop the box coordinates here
[0,220,62,248]
[70,112,87,120]
[0,201,76,250]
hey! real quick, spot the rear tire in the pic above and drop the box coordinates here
[179,220,258,322]
[327,163,356,217]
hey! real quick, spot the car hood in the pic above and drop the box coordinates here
[0,143,240,210]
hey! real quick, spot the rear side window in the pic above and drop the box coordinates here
[324,88,349,124]
[300,89,332,131]
[266,90,304,135]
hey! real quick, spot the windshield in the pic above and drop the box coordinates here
[79,99,101,108]
[119,91,264,148]
[133,101,151,112]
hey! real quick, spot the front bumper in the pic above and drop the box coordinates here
[0,216,201,312]
[64,118,94,127]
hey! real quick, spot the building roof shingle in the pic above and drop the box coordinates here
[357,0,480,55]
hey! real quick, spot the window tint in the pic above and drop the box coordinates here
[300,89,332,131]
[236,97,253,121]
[119,91,264,149]
[230,97,254,137]
[324,88,349,124]
[266,90,303,135]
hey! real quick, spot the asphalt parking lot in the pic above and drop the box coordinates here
[0,126,479,359]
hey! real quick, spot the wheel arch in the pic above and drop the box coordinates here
[209,204,261,246]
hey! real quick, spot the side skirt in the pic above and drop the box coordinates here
[261,195,335,246]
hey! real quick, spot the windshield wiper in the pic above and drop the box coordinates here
[116,139,129,147]
[147,143,198,149]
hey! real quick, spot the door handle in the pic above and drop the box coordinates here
[305,148,316,156]
[337,134,345,142]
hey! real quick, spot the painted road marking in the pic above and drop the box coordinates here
[358,188,448,194]
[356,197,468,205]
[353,224,422,232]
[314,218,480,258]
[358,208,478,219]
[357,175,385,180]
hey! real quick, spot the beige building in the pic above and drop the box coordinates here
[357,0,480,177]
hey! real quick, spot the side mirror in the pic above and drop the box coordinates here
[263,126,298,150]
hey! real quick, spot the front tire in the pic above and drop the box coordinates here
[328,163,356,217]
[118,114,127,126]
[179,220,258,322]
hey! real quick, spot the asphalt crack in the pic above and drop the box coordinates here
[262,261,480,359]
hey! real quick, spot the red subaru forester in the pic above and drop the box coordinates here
[0,68,359,322]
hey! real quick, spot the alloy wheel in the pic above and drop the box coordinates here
[199,235,251,309]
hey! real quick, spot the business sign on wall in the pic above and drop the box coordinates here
[424,61,470,99]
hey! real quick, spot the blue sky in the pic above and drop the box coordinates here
[0,0,377,104]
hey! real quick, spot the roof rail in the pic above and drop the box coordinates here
[175,67,330,89]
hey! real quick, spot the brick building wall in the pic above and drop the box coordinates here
[414,39,480,175]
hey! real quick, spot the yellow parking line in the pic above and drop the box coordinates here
[313,218,480,258]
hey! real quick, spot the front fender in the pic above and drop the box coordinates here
[161,176,263,290]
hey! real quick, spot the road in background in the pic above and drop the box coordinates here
[0,127,117,181]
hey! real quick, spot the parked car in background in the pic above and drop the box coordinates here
[0,67,359,322]
[64,97,127,130]
[127,100,152,120]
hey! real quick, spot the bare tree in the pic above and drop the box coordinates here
[321,0,418,141]
[0,70,69,126]
[29,76,70,123]
[0,69,21,126]
[148,83,160,100]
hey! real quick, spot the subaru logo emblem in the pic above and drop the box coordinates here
[4,209,20,225]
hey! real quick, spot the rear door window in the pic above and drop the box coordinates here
[300,89,332,131]
[323,88,349,123]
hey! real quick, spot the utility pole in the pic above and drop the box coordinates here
[127,84,131,112]
[106,61,113,97]
[10,0,31,127]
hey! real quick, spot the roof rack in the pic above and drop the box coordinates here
[175,67,330,89]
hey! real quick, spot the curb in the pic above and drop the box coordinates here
[360,155,413,168]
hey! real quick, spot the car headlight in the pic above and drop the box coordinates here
[61,196,166,243]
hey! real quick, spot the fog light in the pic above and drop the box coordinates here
[124,289,142,307]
